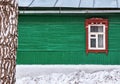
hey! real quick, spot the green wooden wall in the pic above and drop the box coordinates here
[17,13,120,64]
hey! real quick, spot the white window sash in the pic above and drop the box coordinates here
[88,24,106,50]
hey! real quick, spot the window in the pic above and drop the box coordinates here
[85,18,108,53]
[89,25,105,50]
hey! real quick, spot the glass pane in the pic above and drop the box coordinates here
[98,26,103,32]
[98,34,103,48]
[91,35,96,37]
[90,26,103,32]
[91,39,96,48]
[91,26,98,32]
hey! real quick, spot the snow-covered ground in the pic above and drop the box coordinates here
[16,65,120,84]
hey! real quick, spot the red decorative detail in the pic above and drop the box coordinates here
[85,18,108,54]
[86,28,88,54]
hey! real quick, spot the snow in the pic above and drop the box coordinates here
[16,65,120,84]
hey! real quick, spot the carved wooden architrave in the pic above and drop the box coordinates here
[85,18,108,54]
[0,0,18,84]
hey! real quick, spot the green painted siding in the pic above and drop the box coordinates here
[17,13,120,64]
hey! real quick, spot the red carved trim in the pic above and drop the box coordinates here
[86,28,88,54]
[85,18,108,54]
[105,25,108,54]
[87,50,107,53]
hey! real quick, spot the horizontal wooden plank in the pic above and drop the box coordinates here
[18,14,120,64]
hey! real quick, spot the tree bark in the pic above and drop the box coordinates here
[0,0,18,84]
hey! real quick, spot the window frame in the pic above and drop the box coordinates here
[85,18,108,54]
[88,24,105,50]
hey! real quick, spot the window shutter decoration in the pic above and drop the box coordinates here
[85,18,108,54]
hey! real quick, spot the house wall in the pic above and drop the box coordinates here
[17,13,120,64]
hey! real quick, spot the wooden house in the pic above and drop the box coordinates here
[18,0,120,64]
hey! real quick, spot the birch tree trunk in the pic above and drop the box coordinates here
[0,0,18,84]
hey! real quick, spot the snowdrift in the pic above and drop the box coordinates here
[16,65,120,84]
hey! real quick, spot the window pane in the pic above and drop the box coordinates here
[98,34,103,48]
[90,26,103,32]
[91,35,96,37]
[98,26,103,32]
[91,39,96,48]
[91,26,98,32]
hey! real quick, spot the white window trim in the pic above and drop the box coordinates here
[88,24,106,50]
